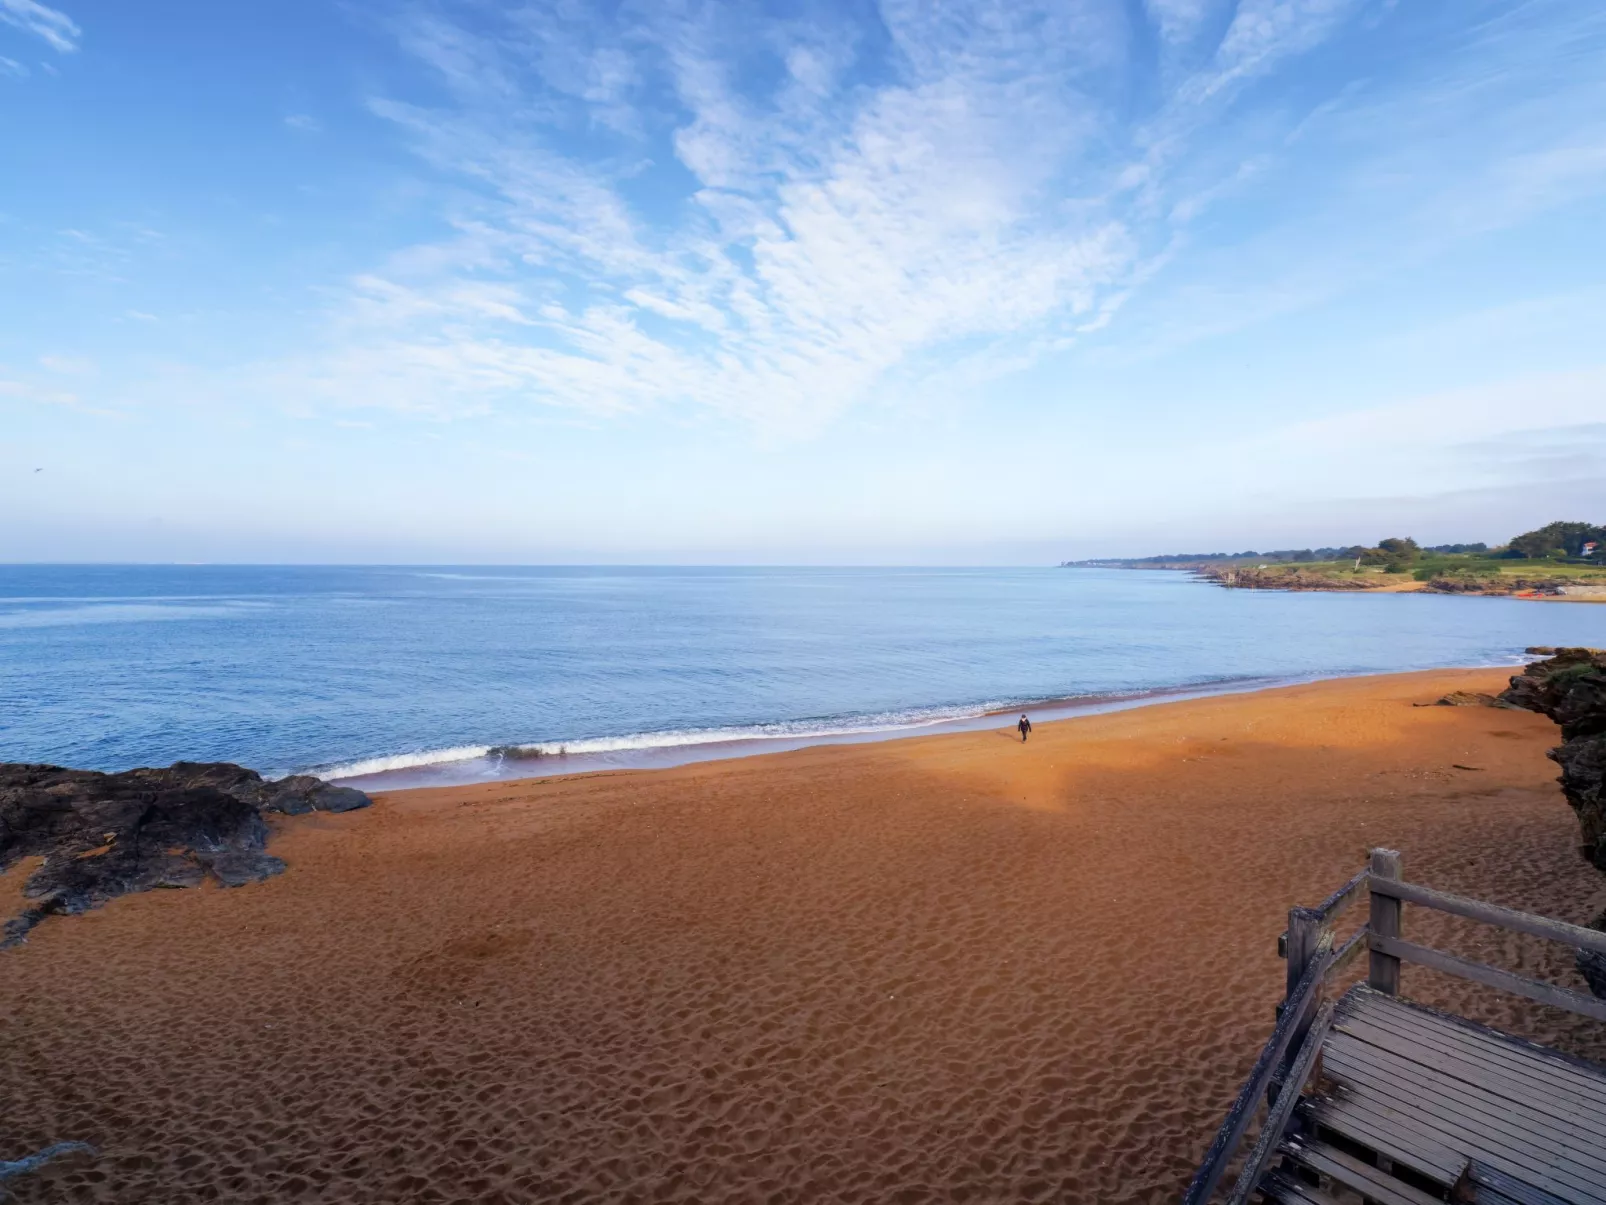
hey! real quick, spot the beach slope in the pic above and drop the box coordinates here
[3,668,1604,1204]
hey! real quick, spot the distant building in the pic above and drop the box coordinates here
[1583,541,1599,558]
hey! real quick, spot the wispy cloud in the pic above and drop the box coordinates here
[0,0,79,53]
[293,0,1388,427]
[284,113,322,134]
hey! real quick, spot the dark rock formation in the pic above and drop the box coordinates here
[1413,691,1519,709]
[0,762,369,946]
[1420,576,1568,596]
[1499,648,1606,996]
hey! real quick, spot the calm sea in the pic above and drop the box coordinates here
[2,565,1602,789]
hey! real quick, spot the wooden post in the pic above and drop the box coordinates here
[1273,906,1325,1101]
[1369,848,1402,995]
[1286,906,1322,1004]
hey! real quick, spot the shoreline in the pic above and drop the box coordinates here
[332,659,1536,791]
[8,665,1604,1203]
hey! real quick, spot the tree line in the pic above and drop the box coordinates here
[1066,521,1602,569]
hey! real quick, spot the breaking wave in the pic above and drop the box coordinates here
[311,701,1017,782]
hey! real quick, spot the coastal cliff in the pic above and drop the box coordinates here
[1501,649,1606,866]
[1499,648,1606,994]
[0,762,368,946]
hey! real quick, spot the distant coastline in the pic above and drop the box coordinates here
[1062,521,1606,602]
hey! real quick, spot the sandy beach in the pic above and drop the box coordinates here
[4,667,1605,1204]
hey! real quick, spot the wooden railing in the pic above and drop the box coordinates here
[1181,848,1606,1205]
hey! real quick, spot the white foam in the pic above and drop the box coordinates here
[314,703,1011,782]
[314,744,493,780]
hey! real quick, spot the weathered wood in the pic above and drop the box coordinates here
[1300,1095,1468,1186]
[1334,1017,1606,1135]
[1181,938,1332,1205]
[1468,1161,1578,1205]
[1317,996,1606,1203]
[1369,848,1403,994]
[1370,934,1606,1023]
[1353,991,1606,1103]
[1286,907,1322,1002]
[1279,1135,1446,1205]
[1313,868,1370,923]
[1279,906,1328,1095]
[1308,1085,1605,1204]
[1261,1170,1346,1205]
[1323,1035,1606,1180]
[1279,870,1369,956]
[1335,1007,1606,1127]
[1226,1001,1334,1204]
[1330,924,1367,976]
[1366,877,1606,957]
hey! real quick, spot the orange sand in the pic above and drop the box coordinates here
[4,669,1605,1204]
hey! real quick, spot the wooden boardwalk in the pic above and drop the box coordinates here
[1184,851,1606,1205]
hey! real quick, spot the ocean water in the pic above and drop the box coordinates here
[2,565,1602,788]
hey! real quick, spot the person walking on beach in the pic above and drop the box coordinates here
[1017,714,1032,742]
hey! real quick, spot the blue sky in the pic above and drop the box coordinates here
[3,0,1604,563]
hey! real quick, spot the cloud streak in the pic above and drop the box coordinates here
[223,0,1602,445]
[0,0,79,53]
[294,0,1386,426]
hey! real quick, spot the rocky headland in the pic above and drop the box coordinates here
[1198,565,1576,596]
[0,761,368,946]
[1198,566,1386,591]
[1498,647,1606,993]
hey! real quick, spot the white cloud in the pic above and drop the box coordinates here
[1146,0,1213,45]
[0,53,26,77]
[284,113,322,134]
[254,0,1606,442]
[0,0,79,53]
[38,353,95,375]
[293,0,1371,428]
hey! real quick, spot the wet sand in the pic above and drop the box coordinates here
[3,668,1604,1204]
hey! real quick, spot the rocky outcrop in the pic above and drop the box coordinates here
[1421,576,1568,596]
[1499,648,1606,996]
[1414,690,1520,709]
[0,762,369,946]
[1198,567,1385,591]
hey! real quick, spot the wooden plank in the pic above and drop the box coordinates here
[1305,1092,1605,1205]
[1299,1097,1468,1187]
[1341,991,1606,1100]
[1345,990,1606,1105]
[1355,987,1606,1081]
[1469,1161,1579,1205]
[1279,871,1371,957]
[1318,1054,1606,1201]
[1181,939,1334,1205]
[1330,925,1367,976]
[1337,997,1606,1123]
[1225,1001,1334,1205]
[1370,935,1606,1022]
[1325,1031,1606,1177]
[1323,1033,1606,1179]
[1313,868,1371,922]
[1371,878,1606,958]
[1370,849,1403,994]
[1261,1170,1347,1205]
[1333,1013,1606,1133]
[1279,1135,1446,1205]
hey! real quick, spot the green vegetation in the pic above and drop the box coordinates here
[1065,521,1606,592]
